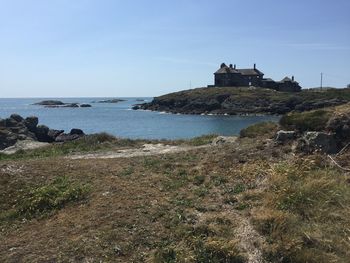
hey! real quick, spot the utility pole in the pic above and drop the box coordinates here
[320,72,323,90]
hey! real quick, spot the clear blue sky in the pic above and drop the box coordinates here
[0,0,349,97]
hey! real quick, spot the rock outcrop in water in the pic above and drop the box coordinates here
[92,99,126,103]
[34,100,92,108]
[0,114,85,150]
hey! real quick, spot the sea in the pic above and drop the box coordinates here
[0,98,280,140]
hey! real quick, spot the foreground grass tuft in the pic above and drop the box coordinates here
[252,158,350,263]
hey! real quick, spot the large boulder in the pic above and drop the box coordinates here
[275,130,296,143]
[47,129,64,141]
[70,128,85,136]
[5,117,19,127]
[24,116,39,132]
[326,113,350,143]
[35,125,52,142]
[10,114,24,123]
[0,129,18,150]
[297,132,338,154]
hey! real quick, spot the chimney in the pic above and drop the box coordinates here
[292,76,295,81]
[220,63,226,68]
[234,64,236,69]
[254,63,256,70]
[229,64,233,68]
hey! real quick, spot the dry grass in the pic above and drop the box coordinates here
[251,156,350,263]
[0,129,349,262]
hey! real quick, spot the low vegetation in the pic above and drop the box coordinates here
[239,121,279,138]
[1,176,89,224]
[280,109,332,132]
[251,157,350,263]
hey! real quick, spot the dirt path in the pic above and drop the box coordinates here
[68,136,237,160]
[68,143,209,159]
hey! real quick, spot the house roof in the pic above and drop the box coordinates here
[262,78,274,82]
[237,68,264,76]
[214,64,264,76]
[279,77,298,83]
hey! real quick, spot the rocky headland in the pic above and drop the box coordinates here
[0,114,85,151]
[133,86,350,115]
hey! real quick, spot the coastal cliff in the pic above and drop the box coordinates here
[133,86,350,115]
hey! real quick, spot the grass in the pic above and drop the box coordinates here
[279,109,332,132]
[239,121,279,138]
[251,157,350,263]
[1,176,89,222]
[181,134,218,146]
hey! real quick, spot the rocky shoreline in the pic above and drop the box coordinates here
[0,114,85,151]
[133,87,350,115]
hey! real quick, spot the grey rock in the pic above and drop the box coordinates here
[80,104,92,107]
[212,136,237,145]
[10,114,24,122]
[34,100,65,106]
[47,129,64,140]
[5,117,19,127]
[62,103,79,108]
[275,130,296,143]
[298,131,337,154]
[0,119,5,127]
[0,129,18,150]
[35,125,52,142]
[70,128,85,136]
[24,116,39,132]
[55,133,81,142]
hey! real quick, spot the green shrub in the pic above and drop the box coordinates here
[239,121,279,138]
[279,109,332,132]
[17,176,89,218]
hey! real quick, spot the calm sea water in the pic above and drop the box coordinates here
[0,98,279,139]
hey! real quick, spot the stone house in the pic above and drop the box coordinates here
[212,63,302,92]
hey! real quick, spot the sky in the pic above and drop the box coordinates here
[0,0,349,98]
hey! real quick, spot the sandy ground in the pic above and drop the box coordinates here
[0,140,49,155]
